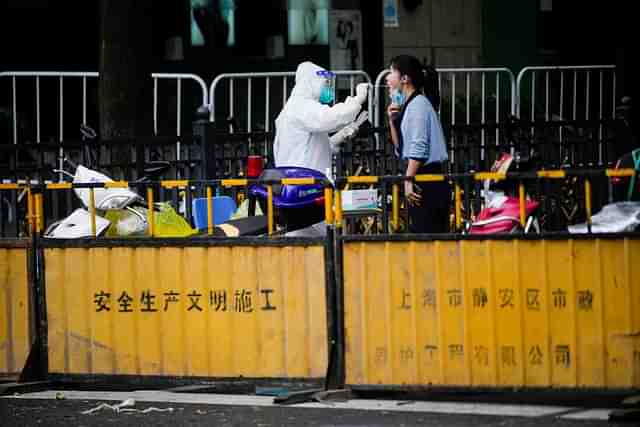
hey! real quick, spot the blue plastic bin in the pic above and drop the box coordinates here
[192,196,237,229]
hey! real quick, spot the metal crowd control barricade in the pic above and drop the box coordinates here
[515,65,617,167]
[332,168,640,391]
[0,72,209,179]
[208,70,372,134]
[33,176,341,388]
[372,67,516,170]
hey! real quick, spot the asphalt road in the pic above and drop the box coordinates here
[1,389,634,427]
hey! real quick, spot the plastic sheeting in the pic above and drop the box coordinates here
[568,202,640,233]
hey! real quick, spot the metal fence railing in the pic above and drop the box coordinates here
[2,164,638,240]
[4,176,334,239]
[337,116,622,180]
[516,65,618,166]
[372,67,517,161]
[333,167,639,236]
[0,135,204,183]
[1,65,628,203]
[0,71,208,147]
[208,71,372,134]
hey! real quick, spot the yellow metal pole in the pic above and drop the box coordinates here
[585,178,592,228]
[519,182,526,228]
[324,187,334,225]
[35,193,43,234]
[455,183,462,231]
[207,186,213,235]
[267,184,274,235]
[392,183,399,231]
[27,189,34,235]
[335,189,343,229]
[89,188,97,238]
[147,187,154,237]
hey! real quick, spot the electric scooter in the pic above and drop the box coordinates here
[467,152,541,234]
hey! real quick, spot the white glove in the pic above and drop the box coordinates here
[355,83,369,104]
[330,124,358,151]
[329,111,369,151]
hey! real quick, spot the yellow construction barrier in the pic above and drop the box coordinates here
[343,238,640,389]
[43,243,328,380]
[0,241,32,380]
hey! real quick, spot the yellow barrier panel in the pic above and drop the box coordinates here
[475,172,506,181]
[104,181,130,189]
[324,188,334,226]
[454,184,462,231]
[89,189,97,238]
[392,184,400,232]
[346,176,379,184]
[415,174,446,182]
[537,170,566,179]
[46,183,73,190]
[606,168,636,178]
[147,188,154,237]
[335,190,343,228]
[44,245,328,379]
[221,179,248,187]
[0,244,31,379]
[585,179,592,227]
[27,190,34,235]
[519,183,526,227]
[206,187,214,236]
[35,194,43,234]
[0,184,20,190]
[267,185,274,235]
[281,178,316,185]
[161,180,189,189]
[343,239,640,388]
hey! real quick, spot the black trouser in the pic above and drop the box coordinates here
[408,162,451,234]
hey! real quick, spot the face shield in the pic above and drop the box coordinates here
[316,70,336,105]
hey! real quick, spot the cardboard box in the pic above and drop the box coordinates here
[341,189,378,210]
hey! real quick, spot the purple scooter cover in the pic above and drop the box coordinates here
[249,166,328,209]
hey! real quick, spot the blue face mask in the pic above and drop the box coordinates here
[319,86,335,105]
[390,88,405,106]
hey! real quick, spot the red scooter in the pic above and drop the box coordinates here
[467,153,541,234]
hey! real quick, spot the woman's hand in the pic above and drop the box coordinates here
[387,103,401,121]
[404,180,422,206]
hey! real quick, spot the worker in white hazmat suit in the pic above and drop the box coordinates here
[273,61,369,176]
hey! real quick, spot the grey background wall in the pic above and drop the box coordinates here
[382,0,483,68]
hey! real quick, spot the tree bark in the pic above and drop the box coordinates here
[99,0,154,177]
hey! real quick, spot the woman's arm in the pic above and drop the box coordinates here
[387,104,401,151]
[405,158,423,206]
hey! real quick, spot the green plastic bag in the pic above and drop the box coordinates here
[153,202,197,237]
[104,202,196,238]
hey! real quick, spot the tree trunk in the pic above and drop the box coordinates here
[99,0,154,179]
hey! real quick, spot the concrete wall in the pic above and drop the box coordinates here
[383,0,482,68]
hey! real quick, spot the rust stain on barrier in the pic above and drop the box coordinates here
[611,331,640,339]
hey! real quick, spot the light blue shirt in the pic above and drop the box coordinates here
[399,94,448,163]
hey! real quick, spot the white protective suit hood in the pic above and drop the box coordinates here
[273,61,362,176]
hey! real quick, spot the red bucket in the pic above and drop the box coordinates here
[247,155,264,178]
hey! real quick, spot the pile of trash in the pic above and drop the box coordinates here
[44,165,196,239]
[568,202,640,234]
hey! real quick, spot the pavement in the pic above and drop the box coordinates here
[1,388,635,426]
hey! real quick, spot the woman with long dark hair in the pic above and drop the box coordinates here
[386,55,450,233]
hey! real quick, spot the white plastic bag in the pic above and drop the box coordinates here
[73,165,142,210]
[568,202,640,233]
[44,209,111,239]
[284,221,327,237]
